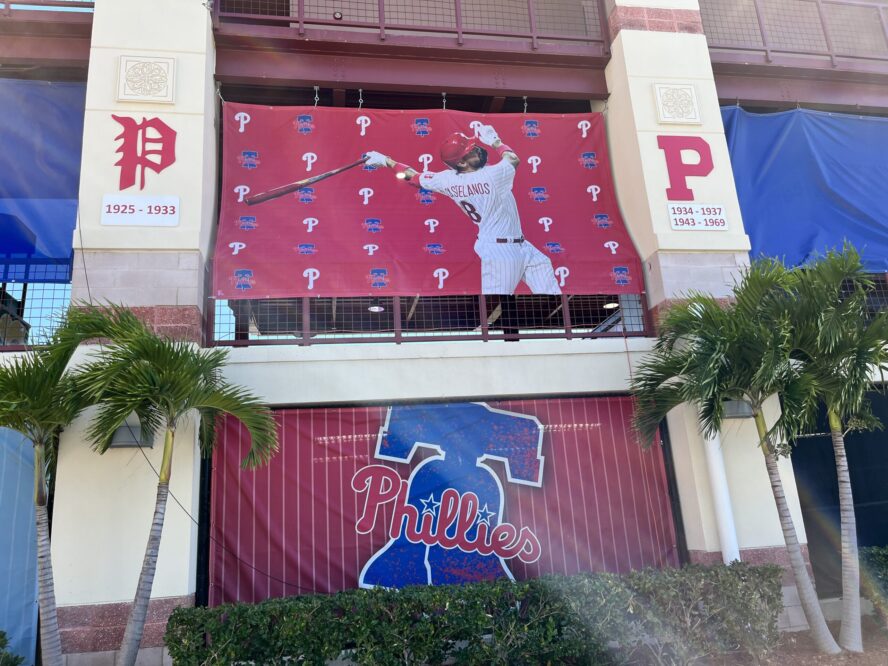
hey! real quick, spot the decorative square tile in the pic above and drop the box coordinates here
[654,83,701,124]
[117,56,176,104]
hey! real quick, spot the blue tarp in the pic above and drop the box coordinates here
[0,80,86,283]
[722,107,888,272]
[0,429,37,665]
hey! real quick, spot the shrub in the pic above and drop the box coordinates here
[861,546,888,628]
[166,564,782,665]
[0,631,24,666]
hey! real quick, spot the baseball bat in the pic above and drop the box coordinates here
[245,156,369,206]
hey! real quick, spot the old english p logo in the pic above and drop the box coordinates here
[112,115,177,190]
[353,403,544,588]
[294,114,315,134]
[411,118,431,136]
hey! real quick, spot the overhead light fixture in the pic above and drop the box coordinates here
[109,414,151,448]
[722,399,754,419]
[333,11,343,19]
[603,301,619,310]
[368,300,385,313]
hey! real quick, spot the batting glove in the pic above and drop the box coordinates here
[475,124,500,146]
[363,151,390,168]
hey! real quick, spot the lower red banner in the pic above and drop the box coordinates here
[209,396,678,605]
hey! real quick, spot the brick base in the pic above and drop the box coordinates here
[689,545,813,586]
[128,306,203,343]
[57,595,194,654]
[608,6,704,39]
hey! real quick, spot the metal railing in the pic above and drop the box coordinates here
[700,0,888,65]
[212,293,648,346]
[215,0,609,52]
[0,0,94,14]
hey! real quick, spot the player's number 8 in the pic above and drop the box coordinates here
[459,200,482,224]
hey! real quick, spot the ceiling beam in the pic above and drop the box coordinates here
[216,49,607,100]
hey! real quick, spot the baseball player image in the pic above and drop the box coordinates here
[364,124,562,295]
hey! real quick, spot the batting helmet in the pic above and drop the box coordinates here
[440,132,480,169]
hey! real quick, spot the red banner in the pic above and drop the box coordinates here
[209,397,678,605]
[213,104,642,298]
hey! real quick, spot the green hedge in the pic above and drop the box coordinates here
[166,563,782,665]
[861,546,888,627]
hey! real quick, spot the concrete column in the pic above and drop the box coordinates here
[53,0,213,658]
[72,0,218,342]
[704,432,740,563]
[602,0,805,569]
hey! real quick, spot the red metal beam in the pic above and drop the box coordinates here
[214,23,605,66]
[216,48,606,99]
[0,9,91,69]
[715,70,888,111]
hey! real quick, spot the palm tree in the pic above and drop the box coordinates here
[782,245,888,653]
[0,317,96,666]
[631,259,842,655]
[57,304,279,666]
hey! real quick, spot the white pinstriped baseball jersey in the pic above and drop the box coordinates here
[419,159,521,241]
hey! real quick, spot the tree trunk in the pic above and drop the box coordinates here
[117,429,174,666]
[35,505,63,666]
[34,442,63,666]
[755,412,841,655]
[829,409,862,652]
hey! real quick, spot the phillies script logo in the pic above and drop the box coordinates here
[238,150,260,169]
[424,243,446,256]
[297,187,316,203]
[416,188,436,205]
[529,186,549,203]
[353,403,545,588]
[232,269,254,291]
[112,115,177,190]
[579,151,599,169]
[363,218,384,233]
[594,213,612,229]
[368,268,390,288]
[612,266,632,286]
[237,216,258,231]
[521,119,541,138]
[294,114,315,134]
[296,243,317,255]
[411,118,432,136]
[545,241,565,254]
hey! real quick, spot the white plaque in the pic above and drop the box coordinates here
[101,195,180,227]
[667,203,728,231]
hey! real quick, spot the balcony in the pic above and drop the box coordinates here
[211,294,648,346]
